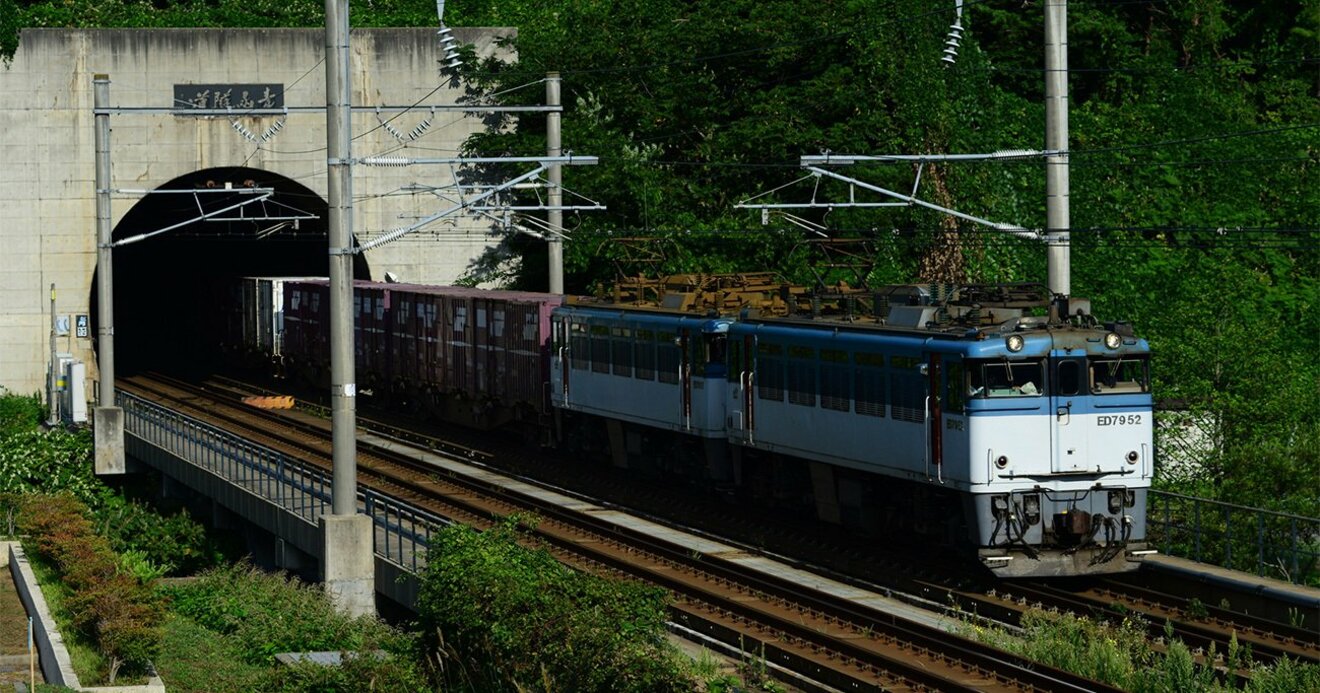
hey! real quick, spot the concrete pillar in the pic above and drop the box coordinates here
[320,514,376,617]
[93,407,125,475]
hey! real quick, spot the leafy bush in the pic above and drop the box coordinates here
[16,493,165,683]
[415,517,692,692]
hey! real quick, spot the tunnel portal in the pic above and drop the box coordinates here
[90,167,370,378]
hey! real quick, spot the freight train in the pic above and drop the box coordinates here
[220,274,1153,578]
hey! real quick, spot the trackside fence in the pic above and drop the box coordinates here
[1148,490,1320,586]
[118,391,447,575]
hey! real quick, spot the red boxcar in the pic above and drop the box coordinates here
[282,280,390,388]
[283,280,330,378]
[387,284,561,416]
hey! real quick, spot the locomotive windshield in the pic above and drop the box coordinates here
[1089,356,1150,394]
[967,359,1044,398]
[703,333,728,377]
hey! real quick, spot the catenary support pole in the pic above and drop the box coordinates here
[325,0,357,519]
[1044,0,1070,296]
[546,72,563,294]
[322,0,375,617]
[94,77,114,407]
[93,74,124,474]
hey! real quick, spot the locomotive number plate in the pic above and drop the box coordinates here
[1097,414,1142,426]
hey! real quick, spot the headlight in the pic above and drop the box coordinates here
[1104,332,1122,349]
[1126,450,1139,465]
[1006,334,1024,352]
[995,455,1010,469]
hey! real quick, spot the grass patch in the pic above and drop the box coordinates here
[154,614,270,693]
[155,563,426,691]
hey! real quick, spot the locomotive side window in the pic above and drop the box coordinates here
[635,329,656,380]
[756,342,784,401]
[969,360,1044,397]
[612,327,633,377]
[854,353,886,417]
[657,332,680,384]
[590,325,610,373]
[1090,356,1149,394]
[787,346,816,407]
[820,349,850,412]
[890,356,924,422]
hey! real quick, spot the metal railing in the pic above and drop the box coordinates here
[119,392,447,575]
[1149,489,1320,586]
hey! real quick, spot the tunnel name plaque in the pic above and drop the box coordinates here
[173,84,284,112]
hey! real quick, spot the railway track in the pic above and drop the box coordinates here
[122,373,1119,692]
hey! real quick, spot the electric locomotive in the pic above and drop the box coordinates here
[550,280,1152,577]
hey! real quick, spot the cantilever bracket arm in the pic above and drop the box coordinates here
[356,165,550,252]
[803,166,1044,242]
[107,190,275,248]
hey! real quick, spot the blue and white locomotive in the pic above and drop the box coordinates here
[550,280,1152,577]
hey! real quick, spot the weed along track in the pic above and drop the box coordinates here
[120,374,1121,692]
[944,577,1319,669]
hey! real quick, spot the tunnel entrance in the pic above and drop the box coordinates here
[89,166,370,378]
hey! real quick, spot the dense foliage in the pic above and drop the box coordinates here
[415,518,693,692]
[1,2,1315,509]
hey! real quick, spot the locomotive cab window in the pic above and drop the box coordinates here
[568,322,589,370]
[968,359,1044,397]
[703,332,728,378]
[1090,356,1150,394]
[1054,358,1084,397]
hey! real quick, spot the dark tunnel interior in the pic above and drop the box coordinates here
[89,166,370,378]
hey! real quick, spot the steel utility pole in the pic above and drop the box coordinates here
[1044,0,1070,296]
[93,74,125,474]
[95,77,115,407]
[323,0,375,617]
[546,72,563,294]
